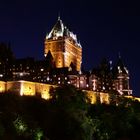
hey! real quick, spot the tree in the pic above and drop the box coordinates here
[48,85,94,140]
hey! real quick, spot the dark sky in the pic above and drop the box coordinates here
[0,0,140,96]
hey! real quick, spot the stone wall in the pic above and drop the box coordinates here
[35,83,57,100]
[0,80,138,104]
[6,81,35,96]
[3,80,56,100]
[0,81,6,93]
[86,90,110,104]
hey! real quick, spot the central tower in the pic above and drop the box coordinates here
[44,17,82,71]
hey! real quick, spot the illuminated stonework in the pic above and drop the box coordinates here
[6,81,56,100]
[0,80,110,103]
[86,90,97,104]
[35,83,57,100]
[0,81,6,93]
[7,81,35,96]
[0,80,139,104]
[86,90,110,104]
[44,17,82,71]
[100,92,110,104]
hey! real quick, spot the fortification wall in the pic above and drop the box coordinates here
[0,80,138,104]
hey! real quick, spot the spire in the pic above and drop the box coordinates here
[46,16,81,48]
[115,55,128,74]
[58,12,61,20]
[46,16,64,39]
[118,52,121,59]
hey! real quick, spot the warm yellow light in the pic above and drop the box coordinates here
[20,82,23,96]
[100,92,110,104]
[0,81,6,93]
[125,95,140,102]
[19,81,35,96]
[85,90,97,104]
[41,92,50,100]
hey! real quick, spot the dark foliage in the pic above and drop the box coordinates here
[0,87,140,140]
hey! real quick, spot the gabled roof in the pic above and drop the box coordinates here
[46,16,64,39]
[114,56,129,75]
[46,16,82,48]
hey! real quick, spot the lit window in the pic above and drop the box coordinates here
[19,73,23,76]
[47,77,50,81]
[103,86,105,90]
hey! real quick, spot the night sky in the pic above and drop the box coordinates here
[0,0,140,96]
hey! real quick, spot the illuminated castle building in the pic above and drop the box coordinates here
[113,56,132,95]
[44,17,82,71]
[0,17,133,100]
[89,57,132,95]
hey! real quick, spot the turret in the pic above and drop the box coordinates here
[113,55,132,95]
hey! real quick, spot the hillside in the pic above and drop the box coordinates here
[0,85,140,140]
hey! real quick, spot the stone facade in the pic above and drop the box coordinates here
[44,17,82,71]
[0,80,56,100]
[0,80,138,104]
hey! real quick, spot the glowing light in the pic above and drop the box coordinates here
[20,82,23,96]
[118,90,123,95]
[44,53,47,57]
[124,67,129,74]
[86,84,89,88]
[35,128,43,140]
[65,77,67,80]
[47,77,50,81]
[86,90,97,104]
[93,79,96,91]
[19,73,23,76]
[118,66,122,73]
[14,117,27,134]
[41,92,50,100]
[100,92,110,104]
